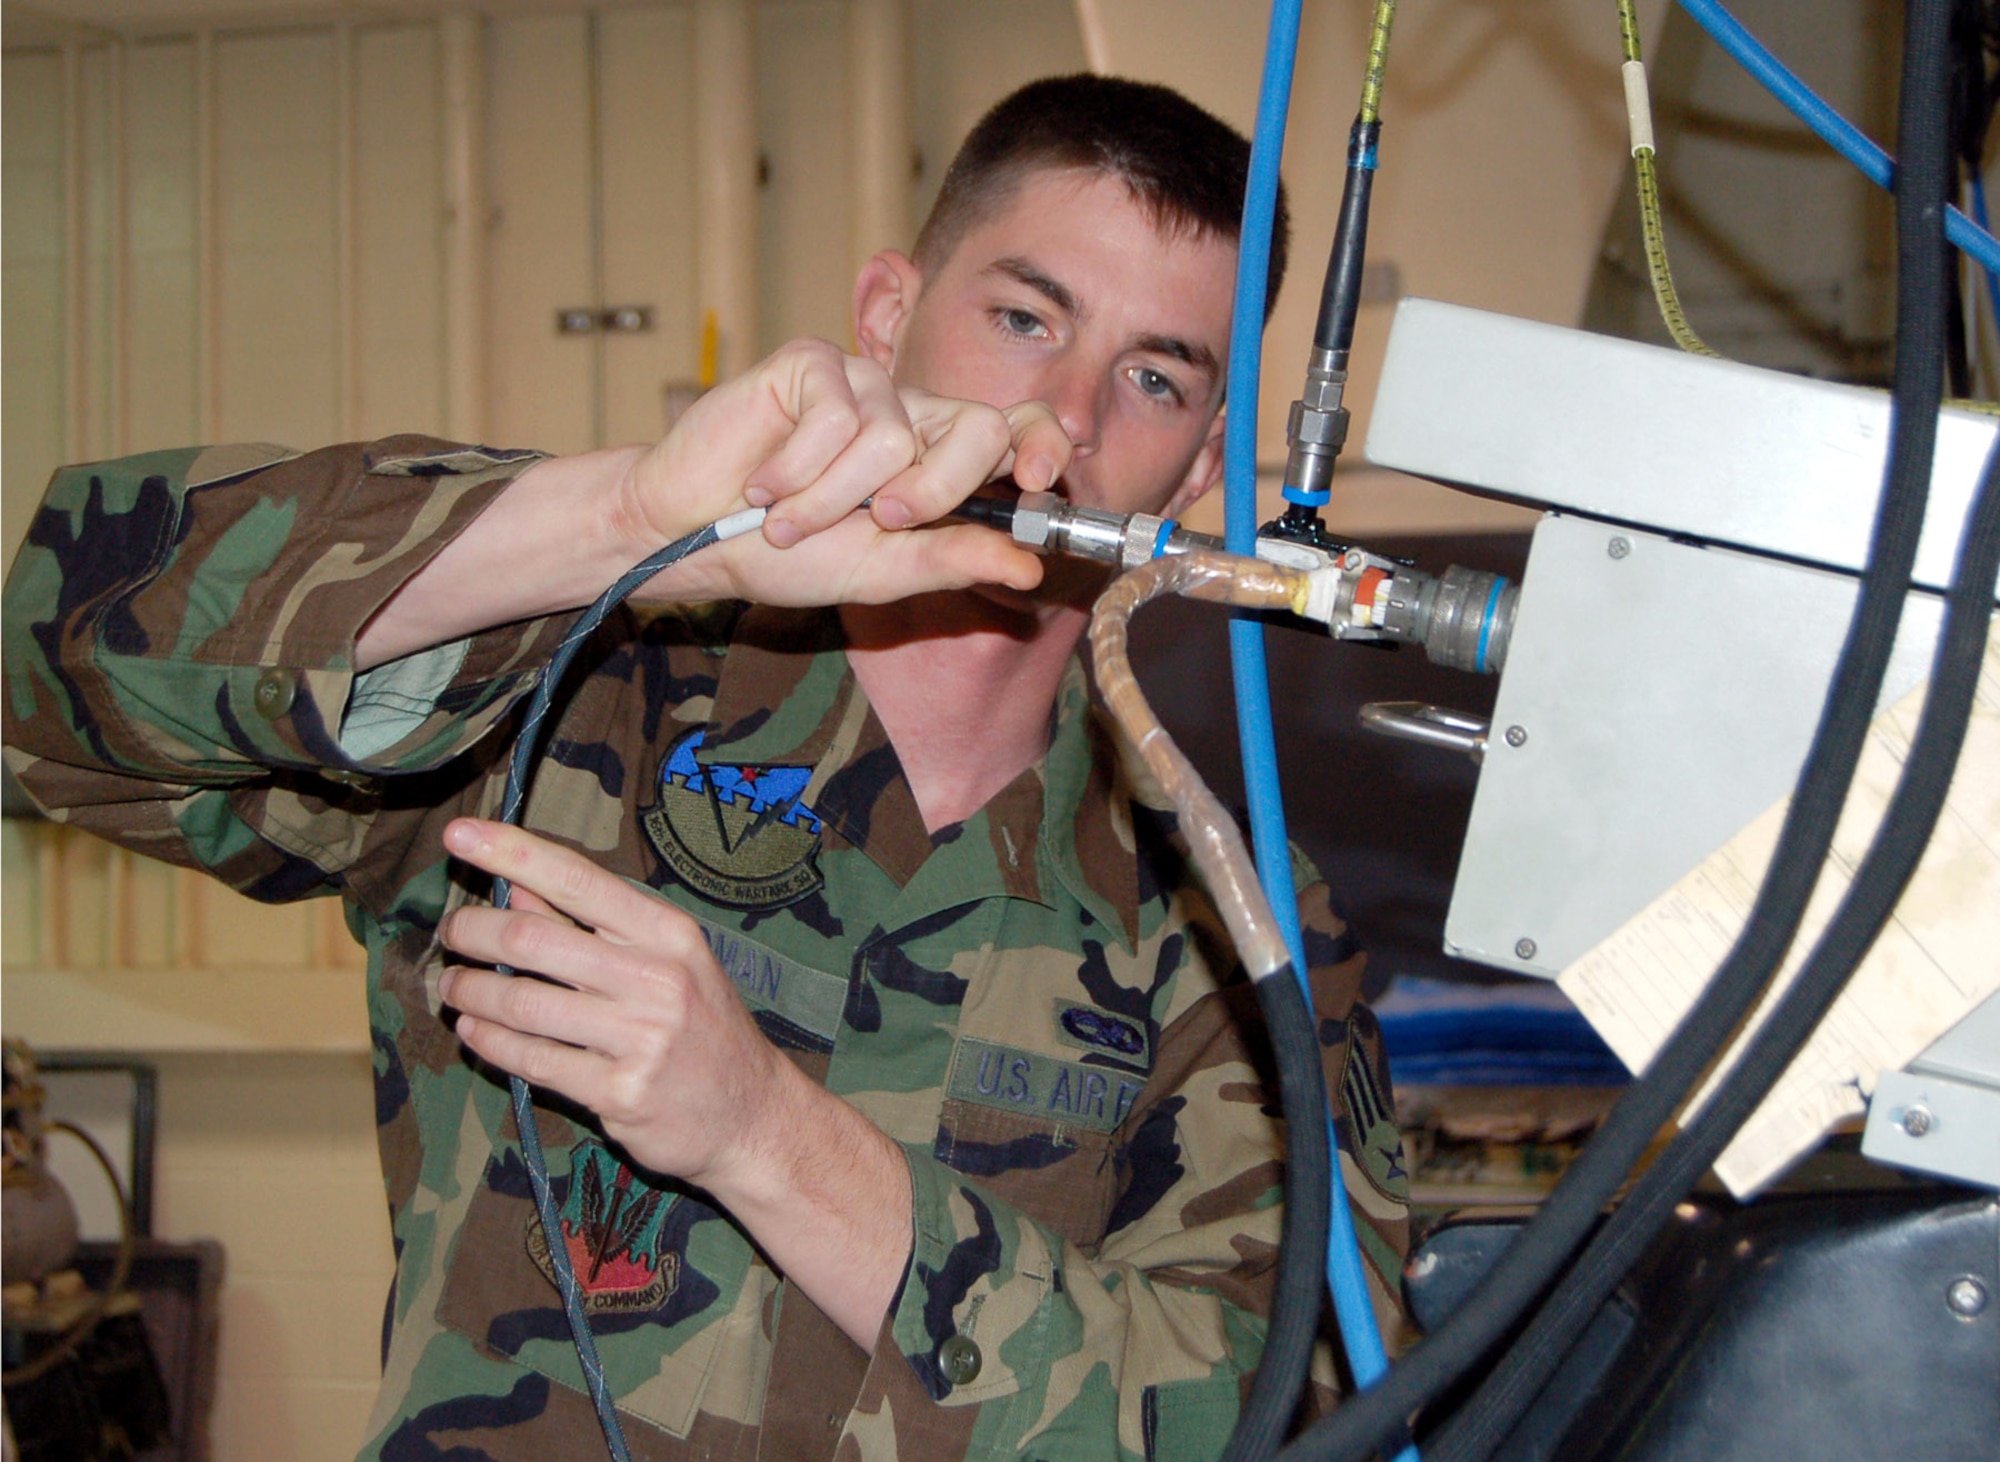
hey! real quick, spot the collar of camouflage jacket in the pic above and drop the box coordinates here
[696,607,1143,950]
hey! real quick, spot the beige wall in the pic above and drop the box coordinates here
[2,3,1657,1457]
[152,1051,396,1456]
[2,0,1668,566]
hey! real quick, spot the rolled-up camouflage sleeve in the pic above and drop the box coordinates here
[2,438,557,905]
[858,868,1408,1461]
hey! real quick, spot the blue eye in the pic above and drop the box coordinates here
[998,308,1044,337]
[1132,367,1182,403]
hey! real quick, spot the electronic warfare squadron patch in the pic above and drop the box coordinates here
[526,1142,680,1314]
[642,728,824,910]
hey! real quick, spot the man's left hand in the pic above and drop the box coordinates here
[436,817,913,1349]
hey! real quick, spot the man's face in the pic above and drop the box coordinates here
[857,168,1238,528]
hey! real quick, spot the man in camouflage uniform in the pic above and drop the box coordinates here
[3,76,1407,1462]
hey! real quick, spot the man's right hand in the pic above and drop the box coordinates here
[355,339,1069,669]
[618,339,1066,608]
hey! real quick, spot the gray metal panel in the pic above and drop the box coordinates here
[1364,298,1998,597]
[1863,1067,2000,1190]
[1867,989,2000,1187]
[1444,516,1943,977]
[1910,985,2000,1089]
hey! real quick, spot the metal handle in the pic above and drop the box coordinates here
[1359,701,1489,762]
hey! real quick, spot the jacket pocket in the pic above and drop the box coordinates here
[434,1136,775,1439]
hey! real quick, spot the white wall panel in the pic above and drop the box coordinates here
[79,46,120,459]
[125,39,200,455]
[758,0,853,352]
[910,0,1086,229]
[487,12,596,454]
[692,0,759,380]
[214,30,339,445]
[2,52,66,573]
[600,4,698,445]
[848,0,914,285]
[354,23,445,439]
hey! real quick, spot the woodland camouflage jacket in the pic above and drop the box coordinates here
[2,439,1410,1462]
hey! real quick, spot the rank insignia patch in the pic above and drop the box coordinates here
[643,728,824,910]
[1338,1016,1410,1203]
[526,1142,681,1314]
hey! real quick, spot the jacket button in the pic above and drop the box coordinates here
[938,1334,981,1386]
[252,668,297,721]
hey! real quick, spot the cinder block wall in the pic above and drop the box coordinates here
[151,1054,395,1459]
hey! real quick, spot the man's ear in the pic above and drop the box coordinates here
[1161,408,1229,519]
[852,250,923,372]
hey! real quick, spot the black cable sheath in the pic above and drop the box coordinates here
[1436,436,2000,1462]
[491,519,732,1462]
[1428,13,1971,1443]
[1277,3,1957,1457]
[1314,120,1381,358]
[1222,964,1337,1462]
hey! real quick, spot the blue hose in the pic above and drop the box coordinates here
[1224,4,1409,1453]
[1676,0,2000,278]
[1968,175,2000,354]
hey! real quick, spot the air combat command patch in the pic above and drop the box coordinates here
[643,728,824,910]
[526,1142,681,1315]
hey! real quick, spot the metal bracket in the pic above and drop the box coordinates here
[1359,701,1489,761]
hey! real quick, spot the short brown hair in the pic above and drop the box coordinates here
[913,74,1290,321]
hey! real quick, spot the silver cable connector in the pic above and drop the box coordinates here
[1009,492,1223,570]
[1302,549,1518,674]
[983,493,1516,674]
[1281,346,1351,508]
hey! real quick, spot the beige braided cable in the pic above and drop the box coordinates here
[1087,551,1307,981]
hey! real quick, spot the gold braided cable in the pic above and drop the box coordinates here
[1617,0,1721,358]
[1358,0,1398,125]
[1617,0,1643,63]
[1620,0,1989,400]
[1635,148,1723,357]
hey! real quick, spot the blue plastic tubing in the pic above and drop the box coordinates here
[1676,0,2000,278]
[1223,2,1408,1449]
[1967,175,2000,332]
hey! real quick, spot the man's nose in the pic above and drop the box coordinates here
[1041,360,1104,459]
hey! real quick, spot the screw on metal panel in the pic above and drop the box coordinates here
[1900,1104,1934,1137]
[1504,725,1528,748]
[1515,938,1538,961]
[1608,536,1632,559]
[1946,1277,1988,1319]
